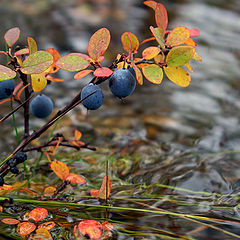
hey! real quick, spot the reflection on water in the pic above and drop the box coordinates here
[0,0,240,239]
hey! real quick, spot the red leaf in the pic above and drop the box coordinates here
[93,67,113,77]
[17,222,36,236]
[144,0,157,9]
[1,218,20,225]
[189,28,200,37]
[88,28,111,61]
[98,176,111,200]
[155,3,168,31]
[90,189,100,198]
[45,75,64,82]
[28,208,48,222]
[66,173,86,184]
[4,27,20,47]
[74,69,93,80]
[78,220,103,240]
[50,160,70,181]
[39,221,56,230]
[102,221,114,231]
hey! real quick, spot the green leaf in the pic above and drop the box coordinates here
[164,66,191,87]
[27,37,37,54]
[166,26,190,47]
[56,55,89,72]
[142,46,160,60]
[0,65,16,81]
[142,64,163,84]
[166,46,195,67]
[88,28,111,61]
[4,27,20,47]
[21,51,53,74]
[121,32,139,53]
[149,26,165,49]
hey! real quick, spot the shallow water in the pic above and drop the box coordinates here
[0,0,240,239]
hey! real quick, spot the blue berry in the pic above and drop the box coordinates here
[0,176,4,186]
[128,67,136,79]
[7,158,16,167]
[0,79,15,100]
[81,83,104,110]
[10,167,19,174]
[30,94,53,118]
[109,68,136,98]
[14,152,27,164]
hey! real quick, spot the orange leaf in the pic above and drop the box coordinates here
[39,221,56,230]
[17,222,36,236]
[155,3,168,31]
[66,173,86,184]
[78,220,103,240]
[50,160,70,181]
[45,48,61,73]
[28,208,48,222]
[29,228,53,240]
[0,184,14,191]
[45,75,64,82]
[16,83,30,100]
[74,69,93,80]
[102,221,114,231]
[0,206,3,212]
[140,37,156,45]
[0,98,11,105]
[121,32,139,54]
[93,67,113,77]
[90,189,100,198]
[184,38,197,46]
[132,63,143,85]
[4,27,20,47]
[88,28,111,61]
[185,62,194,72]
[166,26,190,47]
[74,130,82,140]
[98,176,111,200]
[1,218,20,225]
[44,186,56,196]
[154,52,165,64]
[142,46,160,60]
[144,0,157,9]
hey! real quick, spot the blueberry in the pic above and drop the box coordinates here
[30,94,53,118]
[81,83,104,110]
[10,167,19,174]
[14,152,27,164]
[0,79,15,100]
[6,158,16,167]
[128,67,136,79]
[0,176,4,186]
[109,68,136,98]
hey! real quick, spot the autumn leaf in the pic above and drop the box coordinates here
[88,28,111,61]
[66,173,86,184]
[121,32,139,54]
[1,218,20,225]
[166,26,190,47]
[29,228,53,240]
[45,48,61,73]
[15,48,29,56]
[39,221,56,231]
[192,51,202,62]
[27,37,37,54]
[50,160,70,181]
[98,176,111,199]
[78,220,103,240]
[93,67,113,77]
[17,222,36,236]
[44,186,56,196]
[0,65,16,81]
[189,28,200,37]
[21,51,53,74]
[132,62,143,85]
[142,64,163,84]
[31,74,47,92]
[28,208,48,222]
[154,52,165,64]
[142,46,160,60]
[149,26,165,49]
[90,189,100,198]
[166,46,195,67]
[74,69,93,80]
[4,27,20,47]
[164,66,191,87]
[144,0,157,9]
[155,3,168,31]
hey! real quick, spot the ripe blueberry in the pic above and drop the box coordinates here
[128,67,136,79]
[81,83,104,110]
[0,176,4,186]
[30,94,53,118]
[0,79,15,100]
[10,167,19,174]
[109,68,136,98]
[6,158,16,167]
[14,152,27,164]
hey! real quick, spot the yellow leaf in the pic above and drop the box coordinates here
[166,26,190,47]
[31,74,47,92]
[50,160,70,181]
[185,62,194,72]
[164,66,191,87]
[142,64,163,84]
[192,51,202,62]
[142,46,160,60]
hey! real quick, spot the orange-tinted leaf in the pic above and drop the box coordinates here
[144,0,157,9]
[17,222,36,236]
[50,160,70,181]
[140,37,156,45]
[0,51,8,56]
[102,221,114,231]
[16,83,30,100]
[0,206,3,212]
[185,62,194,72]
[44,186,56,196]
[189,28,200,37]
[149,26,165,49]
[45,75,64,82]
[155,3,168,31]
[0,65,16,81]
[0,184,14,191]
[0,98,11,105]
[4,27,20,47]
[78,220,103,240]
[31,74,47,92]
[39,221,56,230]
[45,48,61,73]
[93,67,113,77]
[88,28,111,61]
[1,218,20,225]
[21,51,53,74]
[121,32,139,53]
[132,63,143,85]
[184,38,197,46]
[15,48,29,56]
[74,130,82,140]
[90,189,100,198]
[74,69,93,80]
[56,55,89,72]
[192,51,202,62]
[166,26,190,47]
[142,46,160,60]
[154,52,165,64]
[98,176,111,200]
[66,173,86,184]
[29,228,53,240]
[142,64,163,84]
[164,66,191,87]
[27,37,37,55]
[29,208,48,222]
[166,46,195,67]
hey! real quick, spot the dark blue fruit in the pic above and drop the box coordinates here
[81,83,104,110]
[30,94,53,118]
[14,152,27,164]
[128,67,136,79]
[7,158,16,167]
[0,79,15,100]
[10,167,19,174]
[109,68,136,98]
[0,176,4,186]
